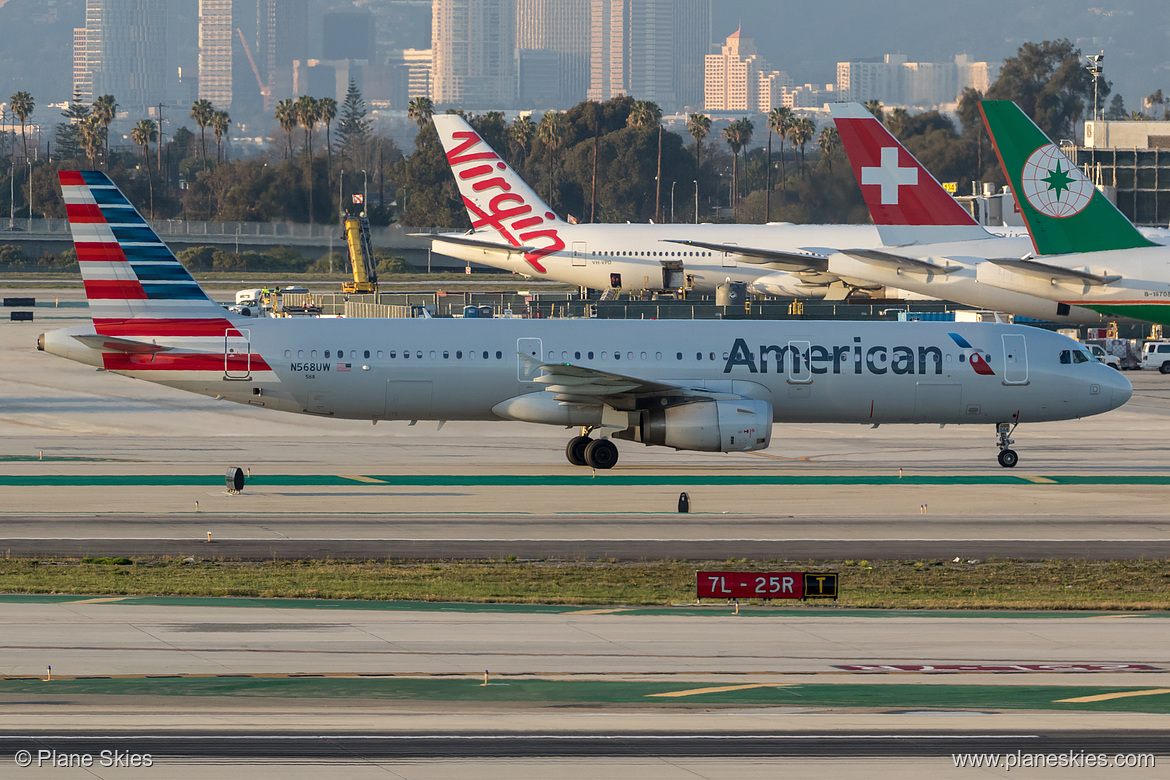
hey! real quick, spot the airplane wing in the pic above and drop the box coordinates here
[836,248,962,275]
[424,233,537,254]
[71,334,175,354]
[524,358,741,409]
[986,257,1122,286]
[663,239,829,272]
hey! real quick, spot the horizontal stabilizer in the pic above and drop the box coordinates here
[427,233,537,254]
[837,248,961,275]
[987,257,1121,286]
[72,334,174,354]
[663,239,828,272]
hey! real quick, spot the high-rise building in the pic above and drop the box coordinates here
[323,10,377,62]
[836,53,994,109]
[403,48,433,100]
[76,0,174,113]
[198,0,307,114]
[515,0,589,107]
[587,0,710,112]
[432,0,516,108]
[704,26,789,112]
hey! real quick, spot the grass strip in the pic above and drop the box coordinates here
[0,558,1168,610]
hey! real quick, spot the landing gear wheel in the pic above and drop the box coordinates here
[997,449,1019,468]
[565,435,591,466]
[584,438,619,470]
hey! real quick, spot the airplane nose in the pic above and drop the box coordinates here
[1106,369,1132,411]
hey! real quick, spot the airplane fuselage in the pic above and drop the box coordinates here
[44,317,1128,427]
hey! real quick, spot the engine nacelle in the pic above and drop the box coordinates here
[628,399,772,453]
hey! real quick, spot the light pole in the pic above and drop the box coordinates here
[693,180,698,224]
[1086,52,1104,121]
[670,180,677,224]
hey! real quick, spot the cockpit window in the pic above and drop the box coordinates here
[1061,349,1091,364]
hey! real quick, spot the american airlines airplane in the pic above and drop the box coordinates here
[826,102,1170,327]
[39,171,1130,469]
[428,113,891,299]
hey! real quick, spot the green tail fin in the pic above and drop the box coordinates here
[980,99,1155,255]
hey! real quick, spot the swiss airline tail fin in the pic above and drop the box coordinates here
[432,114,567,272]
[829,103,993,246]
[980,99,1155,256]
[60,170,239,337]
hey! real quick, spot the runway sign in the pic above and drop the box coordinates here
[696,571,838,600]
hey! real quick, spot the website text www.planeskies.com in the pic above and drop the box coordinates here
[952,751,1155,771]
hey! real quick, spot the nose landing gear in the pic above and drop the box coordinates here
[995,421,1019,468]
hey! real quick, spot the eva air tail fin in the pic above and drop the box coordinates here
[980,100,1155,255]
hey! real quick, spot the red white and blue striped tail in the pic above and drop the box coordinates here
[60,170,236,337]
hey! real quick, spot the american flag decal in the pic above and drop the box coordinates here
[337,363,352,372]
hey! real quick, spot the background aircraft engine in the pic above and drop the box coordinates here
[633,399,772,452]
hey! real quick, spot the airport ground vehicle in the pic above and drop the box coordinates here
[39,171,1131,469]
[1141,340,1170,372]
[1085,343,1121,370]
[341,212,378,294]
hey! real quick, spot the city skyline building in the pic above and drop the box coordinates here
[198,0,307,115]
[587,0,710,112]
[76,0,175,112]
[836,53,994,108]
[515,0,589,107]
[431,0,515,108]
[704,26,790,113]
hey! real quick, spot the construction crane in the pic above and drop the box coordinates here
[236,28,271,102]
[341,207,379,294]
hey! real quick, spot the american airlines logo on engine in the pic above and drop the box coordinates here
[444,131,565,273]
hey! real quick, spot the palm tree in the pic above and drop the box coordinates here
[788,117,816,177]
[536,111,571,209]
[626,100,662,130]
[863,99,884,122]
[508,115,535,166]
[130,119,157,168]
[211,110,230,162]
[816,125,840,172]
[9,91,34,160]
[79,114,103,169]
[687,113,710,217]
[295,96,319,225]
[317,96,337,178]
[767,106,793,187]
[92,95,118,167]
[407,96,434,130]
[723,121,744,211]
[190,98,214,160]
[274,99,297,159]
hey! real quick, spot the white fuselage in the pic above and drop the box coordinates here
[44,317,1129,428]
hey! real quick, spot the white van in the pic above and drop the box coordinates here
[1142,340,1170,373]
[1086,343,1121,370]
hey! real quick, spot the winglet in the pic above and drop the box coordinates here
[980,100,1156,255]
[829,103,992,246]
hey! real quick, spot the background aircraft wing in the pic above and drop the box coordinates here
[836,248,961,275]
[663,239,829,272]
[986,258,1121,286]
[425,234,538,254]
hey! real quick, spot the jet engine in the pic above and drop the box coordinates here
[618,399,772,452]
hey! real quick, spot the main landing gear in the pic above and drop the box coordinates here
[565,429,619,469]
[995,421,1019,468]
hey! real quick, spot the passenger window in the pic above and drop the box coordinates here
[495,351,502,359]
[311,350,317,358]
[677,352,683,360]
[614,352,621,360]
[283,349,291,358]
[456,351,462,359]
[389,351,396,359]
[351,350,357,359]
[696,352,702,360]
[377,350,383,359]
[588,351,594,359]
[324,350,331,358]
[601,352,608,360]
[417,351,423,359]
[627,352,634,360]
[483,351,489,359]
[574,351,581,359]
[364,350,371,359]
[298,350,304,358]
[429,351,436,359]
[443,351,449,359]
[561,351,568,360]
[710,352,715,360]
[404,351,410,359]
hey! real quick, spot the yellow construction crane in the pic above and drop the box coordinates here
[341,211,379,294]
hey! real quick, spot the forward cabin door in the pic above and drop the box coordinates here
[722,242,738,268]
[1002,334,1029,384]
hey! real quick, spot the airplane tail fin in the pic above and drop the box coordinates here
[829,102,992,246]
[431,114,567,272]
[980,100,1155,255]
[60,170,238,337]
